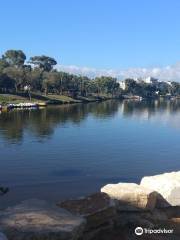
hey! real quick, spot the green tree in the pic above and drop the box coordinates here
[3,50,26,67]
[42,71,60,95]
[29,55,57,72]
[3,66,25,92]
[0,72,15,92]
[170,82,180,96]
[94,76,119,96]
[0,58,9,72]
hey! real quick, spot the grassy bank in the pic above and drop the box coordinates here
[0,94,39,104]
[0,93,112,106]
[0,93,78,105]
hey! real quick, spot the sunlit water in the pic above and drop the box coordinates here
[1,99,180,207]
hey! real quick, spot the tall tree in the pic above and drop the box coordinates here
[0,58,9,72]
[3,50,26,67]
[29,55,57,72]
[3,67,24,92]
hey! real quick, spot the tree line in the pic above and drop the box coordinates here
[1,49,180,99]
[124,78,180,97]
[0,50,121,98]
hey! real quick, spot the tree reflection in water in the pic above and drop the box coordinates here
[0,101,119,142]
[1,99,180,143]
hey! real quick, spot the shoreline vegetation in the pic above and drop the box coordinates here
[0,92,117,106]
[1,49,180,109]
[0,92,118,111]
[0,49,121,108]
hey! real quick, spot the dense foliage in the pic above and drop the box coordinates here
[0,50,121,98]
[123,78,180,97]
[1,49,180,99]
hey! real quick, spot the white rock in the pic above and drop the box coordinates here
[140,171,180,206]
[101,183,157,210]
[0,199,85,240]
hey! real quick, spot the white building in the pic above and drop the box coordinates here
[119,81,126,90]
[144,76,158,85]
[119,76,159,90]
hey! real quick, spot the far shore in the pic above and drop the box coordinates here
[0,92,122,108]
[1,92,180,111]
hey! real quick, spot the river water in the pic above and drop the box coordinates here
[1,99,180,207]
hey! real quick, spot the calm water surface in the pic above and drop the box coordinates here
[1,99,180,207]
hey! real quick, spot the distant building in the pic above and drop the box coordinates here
[119,81,126,90]
[119,76,159,90]
[143,76,158,85]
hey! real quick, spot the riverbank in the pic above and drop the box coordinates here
[2,93,179,110]
[0,93,117,108]
[1,171,180,239]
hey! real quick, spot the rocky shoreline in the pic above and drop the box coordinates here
[1,171,180,240]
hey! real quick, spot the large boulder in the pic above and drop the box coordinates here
[101,183,157,210]
[57,193,116,239]
[0,199,85,240]
[140,171,180,206]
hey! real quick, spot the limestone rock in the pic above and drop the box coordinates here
[141,171,180,206]
[101,183,157,210]
[57,193,116,233]
[0,199,85,240]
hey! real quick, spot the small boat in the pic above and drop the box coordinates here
[131,95,143,100]
[7,102,47,110]
[7,102,38,109]
[123,95,143,101]
[37,102,47,107]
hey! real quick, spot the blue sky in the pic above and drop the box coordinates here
[1,0,180,80]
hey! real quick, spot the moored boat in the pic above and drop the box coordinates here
[7,102,38,109]
[37,102,47,107]
[7,102,47,110]
[123,95,143,101]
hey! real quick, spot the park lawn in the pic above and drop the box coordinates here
[0,94,45,104]
[0,93,111,105]
[43,94,81,103]
[0,93,81,105]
